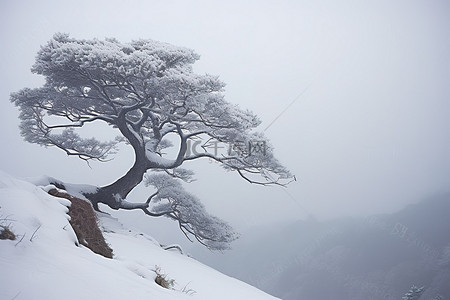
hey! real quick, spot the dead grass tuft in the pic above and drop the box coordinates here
[0,207,16,241]
[0,225,16,240]
[48,189,113,258]
[154,266,175,289]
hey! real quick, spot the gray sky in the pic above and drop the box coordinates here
[0,0,449,234]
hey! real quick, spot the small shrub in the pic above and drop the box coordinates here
[153,265,196,295]
[0,207,16,241]
[0,225,16,240]
[154,266,175,290]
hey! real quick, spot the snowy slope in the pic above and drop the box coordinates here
[0,171,279,300]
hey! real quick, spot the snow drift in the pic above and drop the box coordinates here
[0,171,279,300]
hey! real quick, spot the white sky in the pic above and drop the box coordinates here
[0,0,449,235]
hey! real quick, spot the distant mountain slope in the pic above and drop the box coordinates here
[0,171,279,300]
[191,195,450,300]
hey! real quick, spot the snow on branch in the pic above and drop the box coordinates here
[48,128,118,161]
[144,173,238,250]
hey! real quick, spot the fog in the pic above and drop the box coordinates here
[0,1,449,297]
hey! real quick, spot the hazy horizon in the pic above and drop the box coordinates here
[1,0,449,231]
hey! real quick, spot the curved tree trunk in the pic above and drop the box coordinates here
[85,154,149,211]
[84,119,153,211]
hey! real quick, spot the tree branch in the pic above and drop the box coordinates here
[45,115,115,129]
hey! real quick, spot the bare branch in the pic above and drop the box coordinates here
[46,115,115,130]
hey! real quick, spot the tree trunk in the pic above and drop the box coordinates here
[84,118,152,210]
[84,155,149,210]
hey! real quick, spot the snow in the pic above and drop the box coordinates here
[29,175,98,200]
[146,150,177,168]
[0,171,279,300]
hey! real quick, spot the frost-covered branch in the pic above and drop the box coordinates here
[11,34,293,250]
[144,173,238,250]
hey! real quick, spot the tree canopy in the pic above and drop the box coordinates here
[11,33,292,249]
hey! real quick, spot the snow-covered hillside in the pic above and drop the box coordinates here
[0,171,279,300]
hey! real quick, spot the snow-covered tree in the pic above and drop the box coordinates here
[402,285,424,300]
[11,34,292,249]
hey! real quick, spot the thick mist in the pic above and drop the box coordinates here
[1,1,448,226]
[0,1,449,298]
